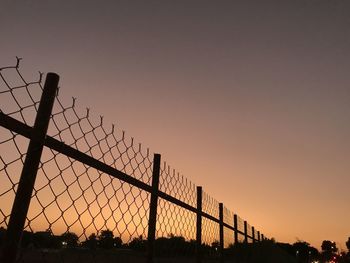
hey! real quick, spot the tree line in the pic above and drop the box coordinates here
[1,226,350,262]
[0,227,209,256]
[276,239,350,263]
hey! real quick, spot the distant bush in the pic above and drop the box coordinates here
[60,232,79,248]
[128,235,147,251]
[32,230,61,249]
[225,240,297,263]
[154,234,196,256]
[81,233,98,249]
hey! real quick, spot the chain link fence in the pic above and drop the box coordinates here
[0,58,267,263]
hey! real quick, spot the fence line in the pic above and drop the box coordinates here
[0,58,268,263]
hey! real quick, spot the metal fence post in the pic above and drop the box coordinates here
[252,226,255,243]
[196,186,202,263]
[233,214,238,244]
[219,203,224,263]
[147,153,161,263]
[258,231,261,242]
[244,221,248,243]
[1,73,59,263]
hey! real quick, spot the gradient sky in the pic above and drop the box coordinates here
[1,0,350,250]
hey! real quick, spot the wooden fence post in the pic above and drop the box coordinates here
[1,73,59,263]
[147,153,161,263]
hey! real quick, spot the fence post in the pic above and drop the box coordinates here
[244,221,248,243]
[1,73,59,263]
[258,231,261,242]
[219,203,224,263]
[233,214,238,244]
[252,226,255,243]
[261,234,265,241]
[196,186,202,263]
[147,153,161,263]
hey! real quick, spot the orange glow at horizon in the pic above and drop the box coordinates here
[1,0,350,251]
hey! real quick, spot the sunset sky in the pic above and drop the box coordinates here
[1,0,350,250]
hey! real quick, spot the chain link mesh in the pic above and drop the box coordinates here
[247,222,253,243]
[223,206,235,247]
[202,217,219,247]
[0,57,42,126]
[254,227,260,241]
[158,162,196,207]
[0,58,40,229]
[224,227,234,248]
[0,59,266,261]
[236,215,245,233]
[0,59,152,246]
[50,94,153,185]
[201,191,220,249]
[202,191,219,219]
[155,198,196,256]
[223,205,234,227]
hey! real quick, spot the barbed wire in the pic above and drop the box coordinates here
[202,191,220,219]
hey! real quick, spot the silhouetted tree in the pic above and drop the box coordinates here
[308,247,320,262]
[98,229,114,249]
[82,233,98,249]
[97,229,122,249]
[293,241,319,263]
[343,237,350,263]
[32,230,61,248]
[226,240,297,262]
[154,235,195,256]
[321,240,337,262]
[113,236,122,248]
[278,242,295,257]
[128,235,147,251]
[0,226,5,246]
[211,240,220,251]
[293,241,310,262]
[338,251,350,263]
[60,232,79,248]
[21,230,34,248]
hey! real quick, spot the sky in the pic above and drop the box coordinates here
[1,0,350,250]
